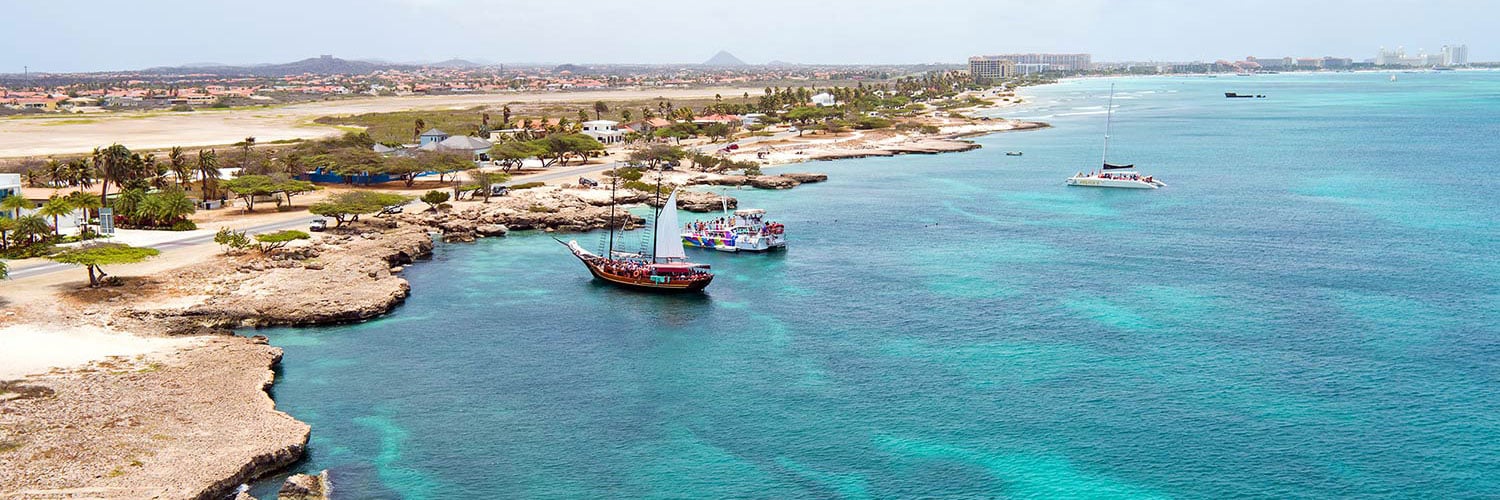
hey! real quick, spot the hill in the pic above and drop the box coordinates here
[143,56,397,76]
[702,51,748,67]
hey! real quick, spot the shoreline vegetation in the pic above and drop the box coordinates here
[0,79,1049,497]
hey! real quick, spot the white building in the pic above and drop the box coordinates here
[0,174,20,201]
[581,120,624,144]
[810,92,837,107]
[1442,45,1469,66]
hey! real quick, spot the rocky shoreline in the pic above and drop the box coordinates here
[0,111,1028,499]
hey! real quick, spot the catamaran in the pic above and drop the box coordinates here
[560,175,714,293]
[1066,83,1167,190]
[682,206,786,253]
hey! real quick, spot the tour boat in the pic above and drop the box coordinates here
[1066,83,1166,190]
[682,208,786,253]
[561,178,713,293]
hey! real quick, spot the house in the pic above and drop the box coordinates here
[811,92,837,107]
[422,135,493,159]
[418,128,450,146]
[742,113,768,126]
[625,118,673,135]
[692,114,743,129]
[580,120,624,145]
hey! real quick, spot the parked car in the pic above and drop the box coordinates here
[309,218,328,232]
[378,205,404,216]
[490,185,509,197]
[578,177,599,187]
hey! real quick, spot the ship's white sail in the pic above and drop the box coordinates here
[654,189,687,260]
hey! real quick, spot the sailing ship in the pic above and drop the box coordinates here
[682,205,786,253]
[560,175,714,292]
[1066,83,1167,190]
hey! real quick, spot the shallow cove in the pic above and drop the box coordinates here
[252,72,1499,498]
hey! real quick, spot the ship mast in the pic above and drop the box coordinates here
[1101,82,1115,167]
[606,171,617,261]
[650,170,662,263]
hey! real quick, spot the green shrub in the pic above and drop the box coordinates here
[509,182,546,190]
[854,116,893,130]
[169,220,197,231]
[214,228,252,253]
[170,104,194,112]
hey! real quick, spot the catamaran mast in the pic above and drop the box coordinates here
[1101,83,1115,167]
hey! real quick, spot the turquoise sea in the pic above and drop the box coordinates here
[251,72,1499,498]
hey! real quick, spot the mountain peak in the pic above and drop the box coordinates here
[702,50,747,66]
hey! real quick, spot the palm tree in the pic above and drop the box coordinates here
[37,196,73,237]
[95,144,136,206]
[150,187,195,225]
[115,188,147,225]
[0,217,13,250]
[414,119,426,142]
[621,109,633,122]
[593,101,609,120]
[196,149,220,200]
[1,194,33,219]
[65,190,102,238]
[64,158,93,188]
[44,158,65,187]
[501,105,512,128]
[168,146,190,188]
[13,215,50,247]
[239,136,256,170]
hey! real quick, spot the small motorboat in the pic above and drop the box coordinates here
[1005,151,1024,156]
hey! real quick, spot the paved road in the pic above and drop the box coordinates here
[7,215,318,280]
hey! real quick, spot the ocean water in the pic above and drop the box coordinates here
[251,72,1500,498]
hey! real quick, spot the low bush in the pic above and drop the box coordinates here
[527,204,557,213]
[509,182,546,190]
[854,116,893,130]
[169,220,197,231]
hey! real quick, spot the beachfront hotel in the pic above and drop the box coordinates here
[970,53,1093,80]
[968,57,1017,83]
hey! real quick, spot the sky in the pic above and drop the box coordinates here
[1,0,1491,72]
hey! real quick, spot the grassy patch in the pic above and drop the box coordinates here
[135,363,163,373]
[39,118,99,126]
[0,440,22,453]
[508,181,546,190]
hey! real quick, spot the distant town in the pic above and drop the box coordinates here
[0,45,1482,115]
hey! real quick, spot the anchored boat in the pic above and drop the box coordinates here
[561,177,713,293]
[1066,83,1167,190]
[682,208,786,253]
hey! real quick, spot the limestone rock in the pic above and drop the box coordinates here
[476,224,509,237]
[749,176,800,189]
[780,172,828,183]
[278,470,330,500]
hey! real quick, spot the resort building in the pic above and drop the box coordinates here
[971,53,1092,79]
[810,92,837,107]
[967,56,1017,83]
[580,120,624,144]
[1442,45,1469,66]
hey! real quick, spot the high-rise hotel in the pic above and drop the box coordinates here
[969,53,1093,82]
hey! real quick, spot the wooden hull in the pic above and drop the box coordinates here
[577,256,712,293]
